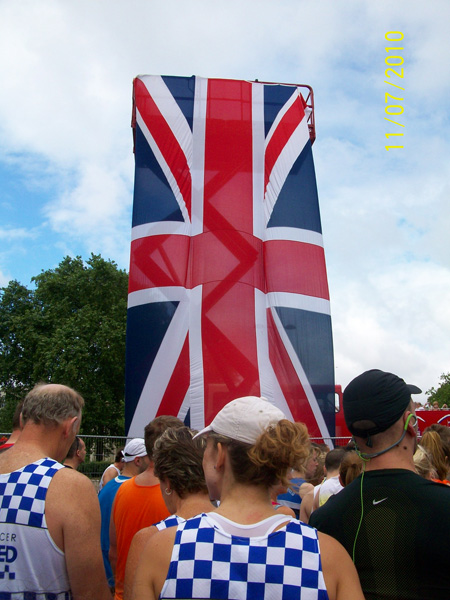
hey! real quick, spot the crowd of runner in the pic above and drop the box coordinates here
[1,370,450,599]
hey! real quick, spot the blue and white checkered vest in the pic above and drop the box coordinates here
[161,513,329,599]
[0,457,71,599]
[155,514,186,531]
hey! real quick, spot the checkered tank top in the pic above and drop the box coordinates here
[155,514,186,531]
[160,513,329,600]
[0,457,71,599]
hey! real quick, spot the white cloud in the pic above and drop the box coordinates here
[43,158,133,268]
[0,268,11,287]
[0,227,35,241]
[332,259,450,401]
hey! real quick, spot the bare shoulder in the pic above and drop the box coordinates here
[129,525,160,562]
[48,466,97,504]
[134,525,158,547]
[45,467,100,549]
[275,504,296,518]
[124,526,158,599]
[318,532,364,600]
[43,467,110,599]
[132,527,178,600]
[318,530,347,557]
[144,525,177,554]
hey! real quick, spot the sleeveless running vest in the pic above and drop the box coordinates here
[161,513,329,599]
[155,514,186,531]
[0,457,71,599]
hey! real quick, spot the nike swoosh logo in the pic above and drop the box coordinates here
[373,498,388,505]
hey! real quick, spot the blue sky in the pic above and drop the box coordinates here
[1,0,449,401]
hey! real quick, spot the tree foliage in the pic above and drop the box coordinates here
[426,372,450,408]
[0,255,128,435]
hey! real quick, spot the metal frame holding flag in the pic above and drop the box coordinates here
[126,75,335,440]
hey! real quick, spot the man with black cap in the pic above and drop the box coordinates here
[310,369,450,600]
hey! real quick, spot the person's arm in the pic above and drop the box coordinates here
[318,532,365,600]
[298,481,314,499]
[102,466,117,488]
[46,469,112,600]
[299,488,314,523]
[131,527,176,600]
[312,483,322,512]
[124,526,157,600]
[108,497,118,577]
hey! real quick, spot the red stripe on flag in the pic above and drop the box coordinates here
[201,79,259,422]
[190,230,264,292]
[264,94,305,193]
[129,231,265,293]
[267,308,322,437]
[202,283,261,425]
[134,78,192,219]
[128,235,190,292]
[203,79,254,234]
[264,240,330,299]
[156,334,190,417]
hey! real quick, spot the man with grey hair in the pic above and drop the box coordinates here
[0,383,111,600]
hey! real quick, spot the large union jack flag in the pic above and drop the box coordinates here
[126,75,335,439]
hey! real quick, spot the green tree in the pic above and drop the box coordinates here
[0,254,128,435]
[426,372,450,408]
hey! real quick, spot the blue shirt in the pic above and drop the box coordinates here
[276,477,306,518]
[98,474,130,585]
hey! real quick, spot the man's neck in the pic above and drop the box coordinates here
[324,469,340,479]
[363,447,416,472]
[121,464,139,478]
[6,430,21,445]
[1,425,68,468]
[64,458,79,470]
[135,463,159,486]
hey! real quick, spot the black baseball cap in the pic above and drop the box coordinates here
[344,369,422,437]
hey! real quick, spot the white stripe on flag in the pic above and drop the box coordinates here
[127,291,190,437]
[131,222,190,242]
[191,76,208,237]
[188,285,205,430]
[264,116,310,225]
[264,226,323,248]
[139,76,193,169]
[252,82,265,241]
[255,289,295,421]
[267,291,331,316]
[270,306,332,440]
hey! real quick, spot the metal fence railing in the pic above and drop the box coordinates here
[75,435,129,480]
[1,433,353,481]
[1,432,129,482]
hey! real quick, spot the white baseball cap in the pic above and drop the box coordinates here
[194,396,287,444]
[122,438,147,462]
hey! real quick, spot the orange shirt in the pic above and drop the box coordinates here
[112,477,170,600]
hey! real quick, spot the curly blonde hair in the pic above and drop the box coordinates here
[209,420,310,488]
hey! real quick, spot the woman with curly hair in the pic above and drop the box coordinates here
[131,396,364,600]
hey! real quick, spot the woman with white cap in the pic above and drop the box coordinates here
[131,396,364,600]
